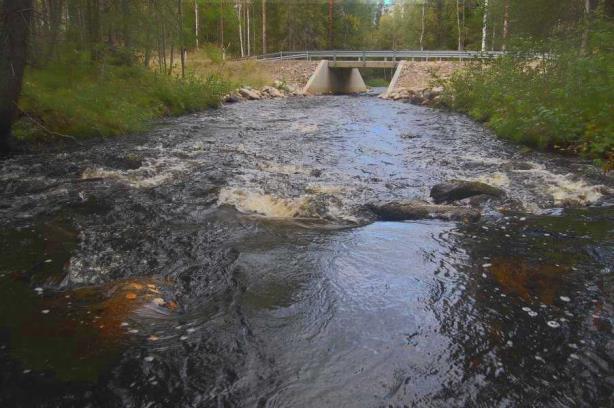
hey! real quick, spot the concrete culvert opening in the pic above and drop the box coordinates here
[303,60,405,96]
[360,67,396,88]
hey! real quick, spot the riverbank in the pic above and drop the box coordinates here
[14,61,231,144]
[439,51,613,171]
[12,55,316,147]
[382,55,613,171]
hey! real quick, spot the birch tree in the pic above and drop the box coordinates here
[236,0,244,57]
[481,0,489,52]
[502,0,509,51]
[194,0,199,49]
[261,0,266,54]
[456,0,464,51]
[419,0,426,51]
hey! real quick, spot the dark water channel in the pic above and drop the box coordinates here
[0,93,613,407]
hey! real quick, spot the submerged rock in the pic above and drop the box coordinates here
[368,201,481,222]
[430,180,506,204]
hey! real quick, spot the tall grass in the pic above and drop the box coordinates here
[181,46,274,89]
[15,59,232,141]
[442,23,613,169]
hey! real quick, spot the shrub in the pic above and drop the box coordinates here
[441,22,613,169]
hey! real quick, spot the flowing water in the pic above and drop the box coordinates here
[0,93,613,407]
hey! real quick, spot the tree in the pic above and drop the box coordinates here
[502,0,509,51]
[481,0,489,51]
[328,0,334,49]
[456,0,464,51]
[580,0,591,55]
[420,1,426,50]
[0,0,34,154]
[195,0,199,49]
[261,0,266,54]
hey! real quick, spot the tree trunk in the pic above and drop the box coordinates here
[0,0,34,154]
[178,0,185,78]
[456,0,463,51]
[328,0,333,49]
[502,0,509,51]
[220,0,224,48]
[481,0,489,52]
[194,0,199,49]
[580,0,591,55]
[491,21,495,51]
[419,1,425,51]
[261,0,266,54]
[246,0,250,56]
[237,1,244,57]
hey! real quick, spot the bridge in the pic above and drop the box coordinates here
[251,50,505,96]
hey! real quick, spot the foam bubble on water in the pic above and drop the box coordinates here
[217,187,355,222]
[547,321,560,328]
[513,164,606,206]
[81,156,195,188]
[474,172,510,188]
[560,296,571,302]
[218,188,308,218]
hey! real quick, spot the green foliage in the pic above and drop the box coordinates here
[442,22,614,168]
[14,61,232,141]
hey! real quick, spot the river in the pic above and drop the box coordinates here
[0,93,612,407]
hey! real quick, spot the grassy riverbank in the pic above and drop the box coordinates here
[442,26,613,170]
[14,59,233,142]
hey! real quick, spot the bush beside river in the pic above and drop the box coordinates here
[441,22,613,170]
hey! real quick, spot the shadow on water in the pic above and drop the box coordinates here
[0,95,612,407]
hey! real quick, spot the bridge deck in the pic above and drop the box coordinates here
[328,61,398,69]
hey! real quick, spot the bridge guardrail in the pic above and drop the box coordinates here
[250,50,506,62]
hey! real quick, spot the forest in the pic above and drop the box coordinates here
[0,0,612,163]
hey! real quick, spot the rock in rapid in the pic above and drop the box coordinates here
[430,180,506,204]
[368,201,481,222]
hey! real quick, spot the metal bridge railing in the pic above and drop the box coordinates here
[248,50,506,62]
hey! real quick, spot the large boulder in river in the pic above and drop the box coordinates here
[368,201,481,222]
[430,180,505,204]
